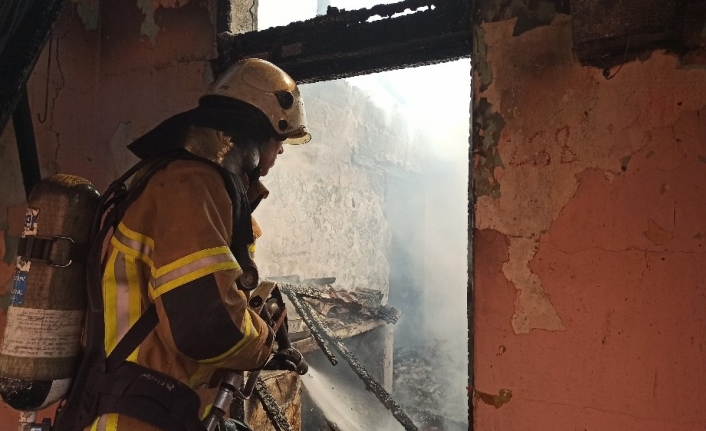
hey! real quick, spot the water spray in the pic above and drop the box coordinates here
[279,283,419,431]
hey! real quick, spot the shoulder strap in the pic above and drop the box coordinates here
[210,164,259,291]
[105,305,158,372]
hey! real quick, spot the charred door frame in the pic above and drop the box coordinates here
[214,0,473,426]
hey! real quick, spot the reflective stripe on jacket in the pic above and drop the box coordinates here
[86,159,272,431]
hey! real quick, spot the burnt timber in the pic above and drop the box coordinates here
[254,378,294,431]
[214,0,472,83]
[281,284,418,431]
[571,0,706,68]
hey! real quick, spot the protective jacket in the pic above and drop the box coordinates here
[84,158,273,431]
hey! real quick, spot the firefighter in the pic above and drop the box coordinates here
[74,58,310,431]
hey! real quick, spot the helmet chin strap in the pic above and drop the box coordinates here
[248,165,262,184]
[246,165,268,211]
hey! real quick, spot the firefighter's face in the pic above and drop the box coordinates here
[258,137,284,176]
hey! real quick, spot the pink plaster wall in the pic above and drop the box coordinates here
[473,14,706,430]
[0,0,216,426]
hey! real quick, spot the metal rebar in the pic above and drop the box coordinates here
[254,377,293,431]
[294,293,419,431]
[279,284,338,366]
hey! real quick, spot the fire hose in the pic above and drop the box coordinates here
[202,284,305,431]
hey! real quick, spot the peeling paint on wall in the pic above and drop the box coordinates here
[474,388,512,409]
[475,15,706,286]
[76,0,100,31]
[473,98,505,199]
[0,1,220,425]
[137,0,160,45]
[644,219,674,246]
[477,0,569,36]
[473,7,706,428]
[137,0,193,45]
[106,122,139,185]
[512,0,562,36]
[473,26,493,93]
[503,236,565,334]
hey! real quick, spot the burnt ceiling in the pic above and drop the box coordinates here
[572,0,706,68]
[214,0,472,84]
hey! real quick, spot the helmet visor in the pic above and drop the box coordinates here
[283,129,311,145]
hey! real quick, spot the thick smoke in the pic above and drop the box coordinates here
[256,2,469,429]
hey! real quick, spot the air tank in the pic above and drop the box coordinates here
[0,174,100,411]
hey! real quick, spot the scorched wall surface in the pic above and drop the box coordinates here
[473,12,706,431]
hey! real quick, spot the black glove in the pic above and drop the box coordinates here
[263,347,309,375]
[222,418,252,431]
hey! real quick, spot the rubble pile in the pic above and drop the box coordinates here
[278,278,463,431]
[392,343,467,431]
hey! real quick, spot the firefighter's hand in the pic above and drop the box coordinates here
[263,347,308,375]
[223,418,253,431]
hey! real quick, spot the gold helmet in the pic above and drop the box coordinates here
[204,58,311,145]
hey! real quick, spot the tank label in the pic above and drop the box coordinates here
[1,308,84,358]
[13,206,37,306]
[9,271,28,306]
[23,207,39,237]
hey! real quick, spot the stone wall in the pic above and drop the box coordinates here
[255,79,426,296]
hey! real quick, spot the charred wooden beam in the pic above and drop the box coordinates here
[0,0,66,134]
[280,283,339,366]
[571,0,706,69]
[280,283,401,324]
[214,0,471,83]
[254,378,294,431]
[286,288,419,431]
[293,319,387,355]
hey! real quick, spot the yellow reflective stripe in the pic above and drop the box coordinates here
[154,247,236,290]
[125,255,142,363]
[110,236,155,275]
[106,413,119,431]
[188,363,211,388]
[117,222,155,249]
[155,246,232,278]
[103,248,119,355]
[90,413,118,431]
[201,404,213,421]
[152,261,239,298]
[148,280,156,300]
[198,309,259,365]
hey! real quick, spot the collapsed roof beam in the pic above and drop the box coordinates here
[0,0,66,135]
[214,0,471,83]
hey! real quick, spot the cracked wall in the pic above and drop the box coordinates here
[473,10,706,430]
